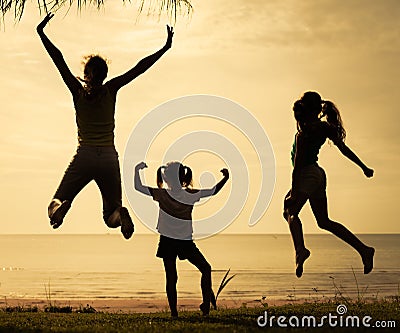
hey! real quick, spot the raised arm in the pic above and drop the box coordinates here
[107,25,174,94]
[134,162,152,196]
[198,169,230,199]
[37,13,81,96]
[334,141,374,178]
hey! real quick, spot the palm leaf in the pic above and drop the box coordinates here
[1,0,193,22]
[138,0,192,22]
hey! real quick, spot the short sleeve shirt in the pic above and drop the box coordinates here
[150,188,202,240]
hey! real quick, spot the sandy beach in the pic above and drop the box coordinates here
[0,297,292,313]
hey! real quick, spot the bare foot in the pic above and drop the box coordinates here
[362,247,375,274]
[295,248,311,278]
[200,303,210,316]
[120,207,134,240]
[49,199,71,229]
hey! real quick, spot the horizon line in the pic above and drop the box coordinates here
[0,232,398,236]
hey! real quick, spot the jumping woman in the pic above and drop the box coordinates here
[135,161,229,317]
[284,91,375,277]
[37,13,173,239]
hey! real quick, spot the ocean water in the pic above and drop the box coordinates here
[0,234,398,302]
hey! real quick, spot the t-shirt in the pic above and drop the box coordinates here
[73,85,116,146]
[150,188,202,240]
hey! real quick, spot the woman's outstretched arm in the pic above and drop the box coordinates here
[106,25,174,94]
[335,141,374,178]
[134,162,152,196]
[198,169,230,198]
[37,13,81,96]
[325,124,374,178]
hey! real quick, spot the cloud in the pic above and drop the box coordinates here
[191,0,400,52]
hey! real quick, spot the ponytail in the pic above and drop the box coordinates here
[157,166,166,188]
[322,100,346,142]
[181,166,193,188]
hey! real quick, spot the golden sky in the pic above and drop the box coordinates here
[1,0,399,235]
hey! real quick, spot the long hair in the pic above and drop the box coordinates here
[156,162,193,189]
[322,100,346,142]
[293,91,346,142]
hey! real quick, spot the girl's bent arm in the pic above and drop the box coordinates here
[199,169,229,198]
[107,26,173,94]
[134,162,152,195]
[37,13,81,96]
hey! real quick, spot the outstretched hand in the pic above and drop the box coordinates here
[220,168,229,179]
[363,167,374,178]
[37,12,54,32]
[135,161,148,171]
[165,25,174,49]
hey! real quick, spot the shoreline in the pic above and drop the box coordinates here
[0,297,294,313]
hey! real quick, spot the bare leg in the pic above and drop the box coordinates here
[284,191,308,251]
[186,249,212,315]
[284,191,311,277]
[309,194,375,274]
[163,258,178,317]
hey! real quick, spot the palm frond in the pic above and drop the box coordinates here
[0,0,193,22]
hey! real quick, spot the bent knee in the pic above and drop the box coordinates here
[283,204,299,223]
[283,210,298,223]
[201,262,212,275]
[286,212,300,225]
[316,218,332,230]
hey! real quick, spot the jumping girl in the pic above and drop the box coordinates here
[37,13,173,239]
[134,161,229,317]
[284,91,375,278]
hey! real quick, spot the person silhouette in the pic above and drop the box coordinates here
[283,91,375,277]
[134,161,229,317]
[37,13,173,239]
